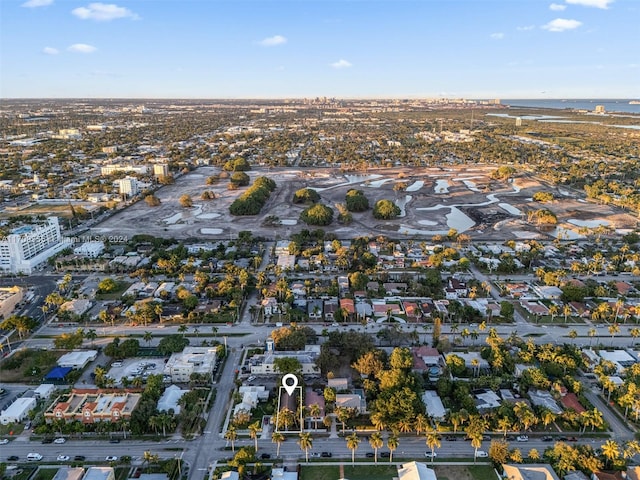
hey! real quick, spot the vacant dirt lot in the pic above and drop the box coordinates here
[90,165,638,241]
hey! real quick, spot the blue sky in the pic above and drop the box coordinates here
[1,0,638,98]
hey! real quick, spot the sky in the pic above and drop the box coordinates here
[1,0,638,99]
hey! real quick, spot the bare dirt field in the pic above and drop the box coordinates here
[90,165,639,241]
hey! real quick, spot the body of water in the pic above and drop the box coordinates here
[504,99,640,115]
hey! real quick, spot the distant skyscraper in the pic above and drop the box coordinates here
[118,177,139,197]
[153,164,169,178]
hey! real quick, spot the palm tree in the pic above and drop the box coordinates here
[548,305,559,322]
[346,433,360,465]
[178,324,188,337]
[309,403,321,430]
[528,448,540,462]
[588,328,597,347]
[85,329,97,347]
[387,434,399,463]
[369,432,383,463]
[425,429,441,464]
[601,439,621,469]
[142,450,155,473]
[143,331,153,347]
[563,304,572,323]
[497,416,511,437]
[298,432,313,462]
[248,421,261,452]
[272,431,285,457]
[609,322,620,346]
[415,414,429,436]
[224,426,238,452]
[469,432,483,464]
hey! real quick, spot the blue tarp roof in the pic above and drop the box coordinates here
[45,366,72,380]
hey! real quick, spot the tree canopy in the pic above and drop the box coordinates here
[300,203,334,226]
[373,199,401,220]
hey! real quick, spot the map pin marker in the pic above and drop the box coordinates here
[282,373,298,396]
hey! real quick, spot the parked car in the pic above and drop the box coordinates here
[321,452,332,458]
[476,450,489,458]
[542,436,554,442]
[41,437,53,444]
[7,456,19,461]
[424,451,438,458]
[366,452,374,458]
[57,455,70,461]
[380,452,390,458]
[0,439,8,444]
[54,437,66,444]
[445,435,457,441]
[106,456,118,461]
[260,453,271,459]
[109,438,120,443]
[310,452,321,458]
[74,455,86,461]
[516,435,529,442]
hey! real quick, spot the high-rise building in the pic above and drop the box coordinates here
[153,163,169,178]
[0,217,65,274]
[117,177,139,197]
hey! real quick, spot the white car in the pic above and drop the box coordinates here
[57,455,70,461]
[106,456,118,462]
[424,451,438,458]
[516,435,529,442]
[54,437,66,444]
[0,439,9,444]
[476,450,489,458]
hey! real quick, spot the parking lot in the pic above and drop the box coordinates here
[107,358,166,385]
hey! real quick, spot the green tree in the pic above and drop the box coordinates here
[298,432,313,462]
[373,199,401,220]
[225,426,238,452]
[369,432,384,463]
[300,203,334,226]
[248,421,261,452]
[272,431,285,457]
[179,194,193,208]
[346,433,360,465]
[387,434,399,463]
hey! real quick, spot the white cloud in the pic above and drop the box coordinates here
[72,3,138,21]
[43,46,59,55]
[549,3,567,10]
[566,0,614,8]
[542,18,582,31]
[517,25,535,31]
[259,35,287,47]
[21,0,53,7]
[490,32,505,40]
[330,59,352,69]
[68,43,97,53]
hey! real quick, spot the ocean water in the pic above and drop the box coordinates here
[504,99,640,115]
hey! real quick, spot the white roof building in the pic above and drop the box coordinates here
[34,384,55,399]
[397,461,438,480]
[220,472,240,480]
[0,217,65,274]
[422,390,446,421]
[52,467,85,480]
[164,347,217,383]
[60,299,93,316]
[271,467,298,480]
[157,385,189,415]
[73,241,105,258]
[0,396,37,424]
[83,467,115,480]
[599,350,637,374]
[57,350,98,369]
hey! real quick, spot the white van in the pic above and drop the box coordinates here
[27,453,43,461]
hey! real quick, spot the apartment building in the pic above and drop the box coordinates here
[0,217,65,274]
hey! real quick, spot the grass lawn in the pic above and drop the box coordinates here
[33,469,58,480]
[0,349,63,382]
[95,280,131,300]
[301,465,494,480]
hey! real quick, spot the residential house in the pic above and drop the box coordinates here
[502,464,560,480]
[397,461,437,480]
[44,389,141,424]
[307,299,324,320]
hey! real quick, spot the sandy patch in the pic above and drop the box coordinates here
[434,179,450,193]
[164,213,183,225]
[568,219,610,228]
[405,181,424,192]
[201,228,223,234]
[499,203,523,215]
[281,219,298,225]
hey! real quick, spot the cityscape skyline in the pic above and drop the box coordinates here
[1,0,639,99]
